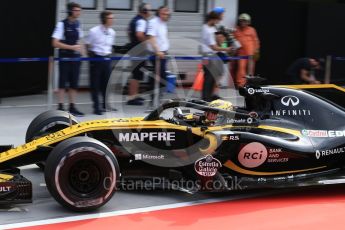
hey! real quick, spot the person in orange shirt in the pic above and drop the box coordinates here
[233,13,260,88]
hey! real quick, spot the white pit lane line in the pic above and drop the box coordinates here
[0,191,276,230]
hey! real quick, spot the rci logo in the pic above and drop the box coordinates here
[281,95,300,107]
[238,142,268,168]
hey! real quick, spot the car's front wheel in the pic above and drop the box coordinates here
[44,137,119,211]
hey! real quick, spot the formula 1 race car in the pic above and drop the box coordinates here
[1,81,345,211]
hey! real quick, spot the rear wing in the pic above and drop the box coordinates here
[279,84,345,109]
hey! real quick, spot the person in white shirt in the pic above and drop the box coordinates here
[51,2,84,116]
[86,11,116,115]
[147,6,170,104]
[201,11,232,102]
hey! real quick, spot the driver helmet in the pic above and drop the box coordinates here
[208,99,233,111]
[206,99,234,121]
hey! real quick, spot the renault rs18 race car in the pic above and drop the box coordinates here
[0,80,345,211]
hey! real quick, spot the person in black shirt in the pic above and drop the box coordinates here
[286,58,322,84]
[52,2,84,116]
[127,3,152,106]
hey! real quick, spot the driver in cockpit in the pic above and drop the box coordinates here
[202,99,234,126]
[173,99,258,126]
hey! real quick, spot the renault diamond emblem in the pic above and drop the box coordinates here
[316,150,321,160]
[281,95,299,107]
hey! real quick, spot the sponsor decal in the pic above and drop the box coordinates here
[134,151,165,160]
[273,176,287,181]
[0,186,11,192]
[118,132,175,142]
[287,175,294,180]
[226,118,254,124]
[267,148,289,163]
[281,95,299,107]
[271,109,311,116]
[246,117,253,124]
[238,142,268,168]
[302,130,345,138]
[248,88,269,95]
[315,147,345,159]
[134,154,142,160]
[269,148,282,153]
[45,130,66,141]
[267,148,292,163]
[271,95,311,117]
[226,118,246,123]
[267,155,288,163]
[258,175,294,182]
[194,155,222,177]
[222,134,240,141]
[238,145,290,167]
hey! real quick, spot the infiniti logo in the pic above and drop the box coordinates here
[281,96,300,107]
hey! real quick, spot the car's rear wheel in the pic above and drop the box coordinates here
[25,110,78,169]
[44,137,119,211]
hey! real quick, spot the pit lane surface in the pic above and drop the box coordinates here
[4,180,345,230]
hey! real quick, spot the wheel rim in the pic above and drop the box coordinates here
[53,145,118,208]
[69,160,101,194]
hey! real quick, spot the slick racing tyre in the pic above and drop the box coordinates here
[44,137,119,212]
[25,110,79,169]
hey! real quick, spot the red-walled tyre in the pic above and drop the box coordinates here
[44,137,119,212]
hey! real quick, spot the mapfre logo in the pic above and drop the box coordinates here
[281,95,299,107]
[238,142,268,168]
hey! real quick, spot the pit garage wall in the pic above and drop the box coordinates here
[0,0,56,97]
[239,0,345,85]
[55,0,238,87]
[305,2,345,84]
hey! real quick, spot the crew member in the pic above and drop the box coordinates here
[233,13,260,88]
[52,2,84,116]
[147,6,171,106]
[212,7,225,20]
[86,11,116,115]
[127,3,152,106]
[286,58,322,84]
[201,11,232,102]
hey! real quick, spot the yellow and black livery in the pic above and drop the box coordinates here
[1,82,345,211]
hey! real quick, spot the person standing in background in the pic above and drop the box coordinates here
[52,2,84,116]
[212,7,225,21]
[233,13,260,88]
[86,11,116,115]
[146,6,170,105]
[127,3,152,106]
[201,11,232,102]
[286,58,322,84]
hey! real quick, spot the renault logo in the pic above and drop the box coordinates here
[281,95,299,106]
[315,150,321,160]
